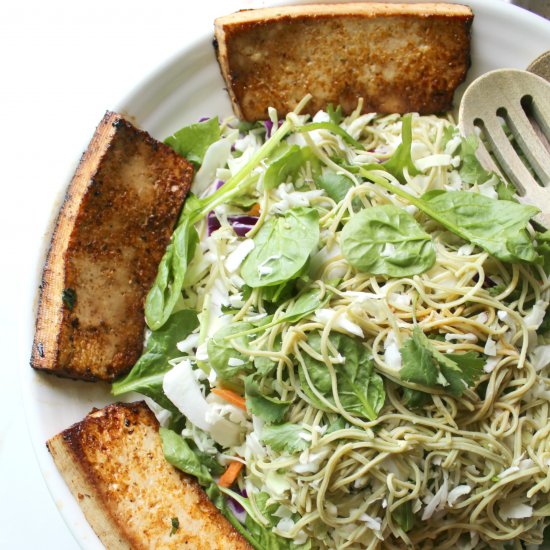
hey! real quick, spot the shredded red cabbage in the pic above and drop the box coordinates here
[207,212,258,236]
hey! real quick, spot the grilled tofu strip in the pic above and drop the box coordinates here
[214,2,473,121]
[47,402,251,550]
[31,112,193,381]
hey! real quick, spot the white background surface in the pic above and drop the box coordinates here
[1,1,548,548]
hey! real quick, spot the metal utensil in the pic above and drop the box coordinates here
[458,67,550,227]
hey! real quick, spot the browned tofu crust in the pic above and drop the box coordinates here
[31,112,193,381]
[47,402,251,550]
[214,2,473,121]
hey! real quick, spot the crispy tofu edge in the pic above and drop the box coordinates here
[30,112,194,382]
[30,112,119,379]
[47,401,252,550]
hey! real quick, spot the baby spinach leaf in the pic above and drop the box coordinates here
[298,332,385,421]
[245,377,291,423]
[164,117,220,165]
[282,287,330,323]
[400,326,483,397]
[341,204,435,277]
[315,172,359,207]
[392,502,416,532]
[264,145,317,190]
[361,166,540,265]
[208,322,256,382]
[382,114,421,183]
[456,135,492,185]
[241,207,320,288]
[145,217,199,330]
[261,423,310,453]
[160,428,214,486]
[112,310,199,411]
[420,190,539,263]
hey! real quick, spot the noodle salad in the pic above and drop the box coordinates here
[113,98,550,549]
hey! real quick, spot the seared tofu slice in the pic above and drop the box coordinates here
[47,402,251,550]
[31,112,193,381]
[214,2,473,121]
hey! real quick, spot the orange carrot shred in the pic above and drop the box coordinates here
[218,460,244,488]
[211,387,247,411]
[248,203,261,217]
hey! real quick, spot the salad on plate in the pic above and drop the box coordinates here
[111,96,550,549]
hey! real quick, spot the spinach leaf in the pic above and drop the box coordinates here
[457,135,492,185]
[261,423,311,453]
[241,207,320,288]
[245,377,291,423]
[164,117,220,165]
[298,332,385,421]
[264,145,317,190]
[420,190,539,263]
[315,172,358,207]
[392,502,415,532]
[400,326,484,397]
[382,114,421,183]
[297,122,364,150]
[145,217,199,330]
[207,322,255,382]
[341,204,435,277]
[282,287,330,323]
[112,310,199,411]
[160,428,214,486]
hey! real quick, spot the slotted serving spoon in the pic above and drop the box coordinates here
[459,54,550,228]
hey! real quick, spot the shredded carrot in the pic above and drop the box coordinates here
[218,460,244,488]
[248,203,261,217]
[211,387,247,411]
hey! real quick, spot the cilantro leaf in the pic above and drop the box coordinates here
[399,326,484,397]
[327,103,344,125]
[165,117,220,165]
[245,377,291,423]
[261,423,310,453]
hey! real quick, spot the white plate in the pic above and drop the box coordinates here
[22,1,550,548]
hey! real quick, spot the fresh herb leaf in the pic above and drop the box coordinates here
[315,172,355,204]
[403,388,432,408]
[241,207,319,288]
[420,190,539,264]
[170,517,180,536]
[297,121,364,150]
[261,423,310,453]
[327,103,344,125]
[208,322,256,383]
[160,428,214,486]
[382,114,421,183]
[145,217,199,330]
[112,310,199,411]
[62,288,77,310]
[457,135,492,185]
[341,204,436,277]
[298,332,385,420]
[400,326,483,397]
[245,377,291,423]
[392,502,415,532]
[264,145,318,190]
[496,179,517,202]
[165,117,220,165]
